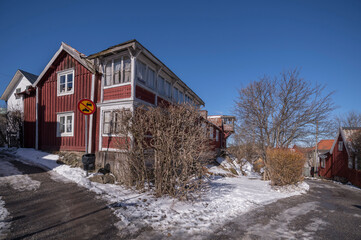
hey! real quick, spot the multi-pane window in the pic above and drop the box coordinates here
[147,68,156,89]
[348,157,353,169]
[173,87,179,102]
[157,76,165,95]
[216,129,219,141]
[209,127,214,139]
[105,56,131,87]
[15,88,21,99]
[179,91,184,103]
[338,141,343,151]
[165,81,171,98]
[57,112,74,137]
[103,111,123,135]
[57,69,74,95]
[136,60,156,90]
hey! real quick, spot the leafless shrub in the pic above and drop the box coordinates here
[266,148,305,186]
[116,104,213,199]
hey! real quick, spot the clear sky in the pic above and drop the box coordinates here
[0,0,360,116]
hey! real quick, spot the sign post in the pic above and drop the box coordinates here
[78,99,96,176]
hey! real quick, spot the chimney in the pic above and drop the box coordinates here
[200,110,208,119]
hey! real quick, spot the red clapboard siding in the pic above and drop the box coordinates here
[23,94,36,148]
[103,84,131,101]
[37,51,93,151]
[102,136,129,149]
[136,85,155,104]
[157,96,171,107]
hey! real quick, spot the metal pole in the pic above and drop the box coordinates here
[85,115,88,176]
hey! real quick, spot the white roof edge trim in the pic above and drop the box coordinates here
[329,127,351,156]
[1,70,26,100]
[33,43,95,87]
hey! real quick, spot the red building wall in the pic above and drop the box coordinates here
[319,154,333,179]
[103,84,131,101]
[37,51,93,151]
[136,85,155,104]
[23,93,36,148]
[331,135,349,178]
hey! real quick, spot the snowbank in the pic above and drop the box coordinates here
[0,197,10,240]
[10,148,309,238]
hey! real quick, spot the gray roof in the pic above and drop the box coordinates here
[19,69,38,83]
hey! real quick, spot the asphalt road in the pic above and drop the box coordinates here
[0,153,118,240]
[209,179,361,240]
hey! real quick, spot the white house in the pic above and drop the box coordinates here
[1,69,38,111]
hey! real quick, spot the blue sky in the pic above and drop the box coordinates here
[0,0,360,116]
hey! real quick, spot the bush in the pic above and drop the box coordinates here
[266,148,305,186]
[117,104,213,200]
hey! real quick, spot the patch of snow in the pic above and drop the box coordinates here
[10,148,309,237]
[0,197,10,240]
[15,148,59,170]
[245,202,326,239]
[0,159,40,191]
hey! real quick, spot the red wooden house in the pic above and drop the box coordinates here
[16,40,231,161]
[319,127,361,187]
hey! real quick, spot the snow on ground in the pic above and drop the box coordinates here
[0,158,41,191]
[0,197,10,240]
[9,148,309,238]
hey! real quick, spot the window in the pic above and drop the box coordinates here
[57,69,74,96]
[157,76,165,95]
[209,127,214,139]
[136,60,147,83]
[103,111,124,135]
[173,87,179,102]
[105,56,132,87]
[321,158,325,168]
[216,129,219,141]
[15,88,21,99]
[165,81,171,98]
[348,157,353,169]
[338,141,343,151]
[57,112,74,137]
[147,68,156,89]
[179,91,184,103]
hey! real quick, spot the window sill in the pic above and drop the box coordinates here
[57,133,74,137]
[57,92,74,97]
[103,82,131,89]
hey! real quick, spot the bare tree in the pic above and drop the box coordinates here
[335,111,361,128]
[234,69,335,170]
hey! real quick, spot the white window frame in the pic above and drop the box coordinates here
[57,112,74,137]
[209,127,214,139]
[15,88,21,99]
[321,158,325,168]
[338,141,343,151]
[57,69,74,96]
[348,157,353,169]
[104,56,132,89]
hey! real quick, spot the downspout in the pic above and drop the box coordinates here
[88,73,95,153]
[35,87,38,150]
